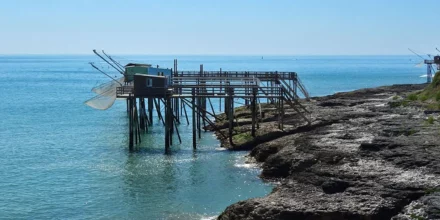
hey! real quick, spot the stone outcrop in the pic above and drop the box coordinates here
[214,84,440,220]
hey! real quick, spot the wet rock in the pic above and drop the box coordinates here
[250,142,283,162]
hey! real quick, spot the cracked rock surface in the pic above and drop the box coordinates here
[215,84,440,220]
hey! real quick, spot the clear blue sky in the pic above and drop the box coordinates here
[0,0,438,55]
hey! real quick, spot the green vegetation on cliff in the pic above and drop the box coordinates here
[419,72,440,101]
[397,72,440,110]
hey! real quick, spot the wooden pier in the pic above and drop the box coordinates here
[116,60,310,152]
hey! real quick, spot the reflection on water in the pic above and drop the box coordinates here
[118,127,271,219]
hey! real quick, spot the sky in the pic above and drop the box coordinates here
[0,0,438,55]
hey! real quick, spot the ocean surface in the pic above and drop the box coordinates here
[0,55,428,219]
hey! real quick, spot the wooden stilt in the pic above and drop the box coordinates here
[228,88,234,146]
[182,98,190,125]
[153,99,165,125]
[181,99,228,140]
[148,98,153,125]
[139,98,145,131]
[219,68,222,112]
[278,88,282,130]
[126,99,129,114]
[225,89,229,119]
[173,114,182,144]
[208,97,216,118]
[165,95,171,152]
[134,100,141,145]
[128,97,134,151]
[134,99,138,145]
[281,88,284,130]
[257,98,261,129]
[169,97,173,146]
[251,88,257,137]
[197,88,201,139]
[192,88,196,149]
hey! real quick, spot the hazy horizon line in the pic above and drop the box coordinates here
[0,53,422,56]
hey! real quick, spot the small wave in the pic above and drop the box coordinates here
[201,216,217,220]
[420,73,437,78]
[234,163,258,169]
[234,155,261,169]
[215,147,227,151]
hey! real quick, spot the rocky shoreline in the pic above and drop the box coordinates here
[212,84,440,220]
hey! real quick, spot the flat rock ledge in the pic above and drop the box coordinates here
[212,84,440,220]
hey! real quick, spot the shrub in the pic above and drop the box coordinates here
[420,95,429,101]
[407,93,418,101]
[401,100,409,107]
[436,91,440,101]
[427,116,435,125]
[427,103,440,110]
[407,129,417,136]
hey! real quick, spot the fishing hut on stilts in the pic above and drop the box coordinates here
[86,51,311,153]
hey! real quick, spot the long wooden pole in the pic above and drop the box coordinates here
[129,97,134,151]
[165,96,170,152]
[228,88,234,146]
[192,88,197,149]
[251,88,257,137]
[148,98,153,125]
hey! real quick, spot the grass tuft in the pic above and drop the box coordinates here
[407,93,418,101]
[426,116,435,125]
[232,132,254,145]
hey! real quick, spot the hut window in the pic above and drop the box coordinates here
[146,78,153,87]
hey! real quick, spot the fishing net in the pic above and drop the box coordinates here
[85,77,124,110]
[91,77,124,95]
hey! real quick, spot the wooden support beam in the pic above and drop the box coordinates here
[281,90,284,130]
[126,99,129,113]
[219,68,222,112]
[142,99,150,132]
[197,88,201,139]
[134,99,138,145]
[148,98,153,125]
[224,90,229,119]
[228,88,234,146]
[251,88,257,137]
[165,95,171,152]
[128,97,134,151]
[200,64,207,130]
[245,72,249,106]
[208,97,216,118]
[168,98,173,147]
[153,98,165,125]
[192,88,196,149]
[173,115,182,144]
[181,98,228,140]
[182,98,190,125]
[134,100,141,146]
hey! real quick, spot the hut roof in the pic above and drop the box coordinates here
[125,63,152,68]
[134,74,166,78]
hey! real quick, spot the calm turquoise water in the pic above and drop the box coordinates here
[0,55,427,219]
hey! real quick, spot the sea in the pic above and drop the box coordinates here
[0,55,429,219]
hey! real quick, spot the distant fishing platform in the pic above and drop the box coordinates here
[87,51,311,152]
